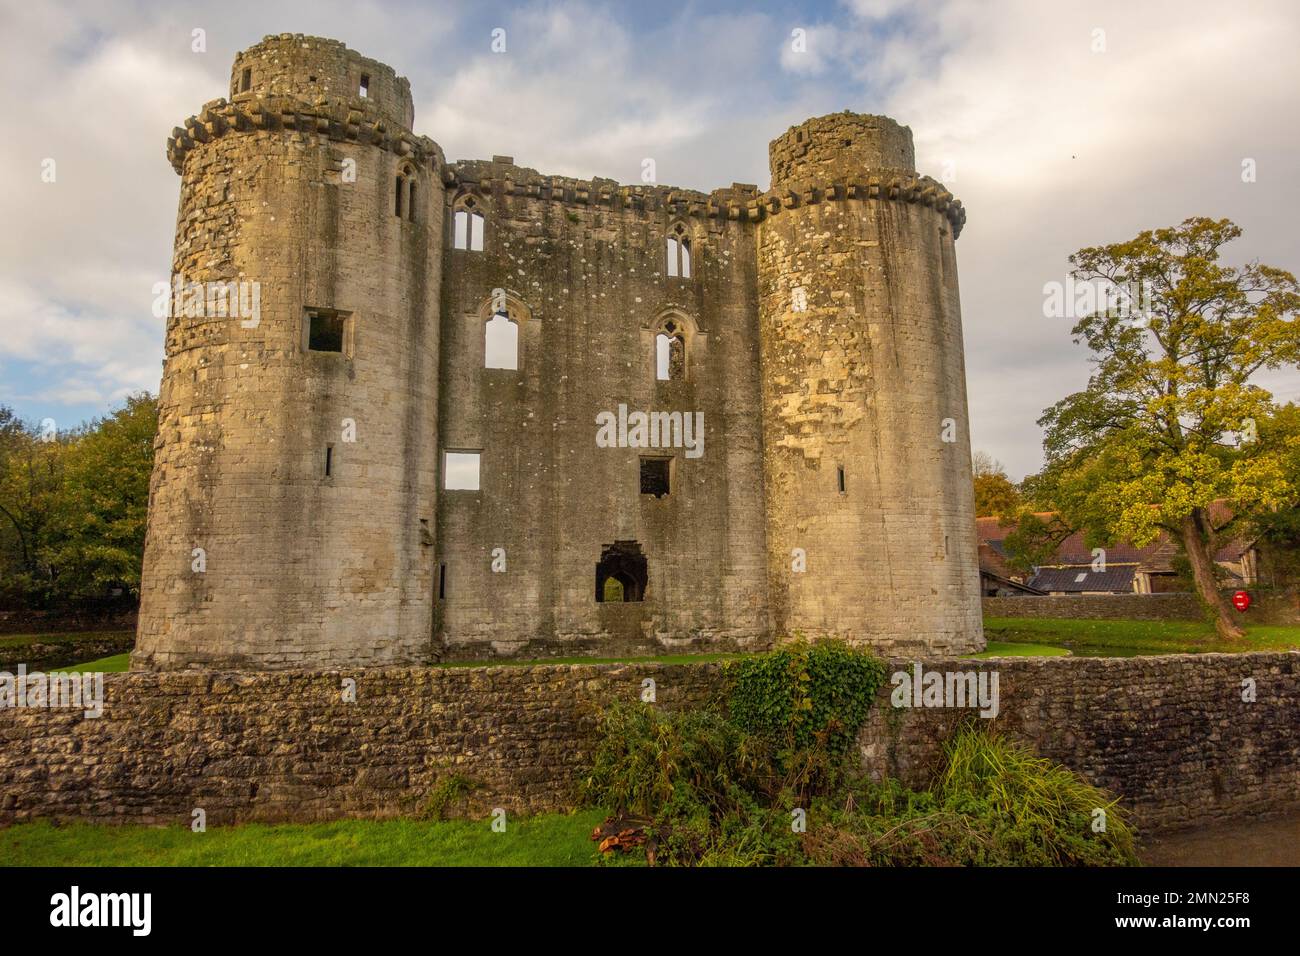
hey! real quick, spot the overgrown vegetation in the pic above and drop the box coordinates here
[420,774,481,820]
[584,640,1139,866]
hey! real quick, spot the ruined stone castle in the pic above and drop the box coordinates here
[133,34,984,670]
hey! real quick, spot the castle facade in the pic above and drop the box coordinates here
[133,34,983,669]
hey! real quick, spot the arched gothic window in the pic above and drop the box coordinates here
[655,318,686,381]
[454,196,485,251]
[666,223,692,278]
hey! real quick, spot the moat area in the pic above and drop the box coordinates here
[1141,813,1300,866]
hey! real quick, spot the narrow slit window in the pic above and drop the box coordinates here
[324,445,334,477]
[438,563,447,600]
[359,74,370,98]
[240,68,251,93]
[837,465,846,494]
[395,167,416,221]
[444,451,481,491]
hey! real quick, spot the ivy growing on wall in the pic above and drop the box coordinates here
[724,639,887,758]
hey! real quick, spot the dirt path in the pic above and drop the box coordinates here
[1141,813,1300,866]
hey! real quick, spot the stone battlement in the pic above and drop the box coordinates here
[166,103,965,235]
[167,95,444,175]
[447,160,966,234]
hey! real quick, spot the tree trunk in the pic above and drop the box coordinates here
[1177,512,1245,641]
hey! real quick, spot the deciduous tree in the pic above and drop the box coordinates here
[1034,218,1300,639]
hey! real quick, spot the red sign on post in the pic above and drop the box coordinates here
[1232,590,1251,612]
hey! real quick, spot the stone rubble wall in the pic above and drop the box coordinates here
[2,653,1295,833]
[984,592,1300,625]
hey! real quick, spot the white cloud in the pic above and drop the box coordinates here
[1,0,1296,479]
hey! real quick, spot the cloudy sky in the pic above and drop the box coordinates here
[1,0,1297,478]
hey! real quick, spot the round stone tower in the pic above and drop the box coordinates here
[133,35,446,669]
[756,112,983,655]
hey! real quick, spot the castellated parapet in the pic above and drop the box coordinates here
[133,34,982,670]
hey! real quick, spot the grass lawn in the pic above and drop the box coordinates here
[984,616,1300,656]
[64,653,131,673]
[966,641,1070,659]
[1,810,615,867]
[57,621,1300,672]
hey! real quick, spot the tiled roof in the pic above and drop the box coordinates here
[975,504,1252,570]
[1028,564,1137,593]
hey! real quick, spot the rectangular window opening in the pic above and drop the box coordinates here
[438,563,447,600]
[837,465,846,494]
[305,308,348,353]
[640,457,671,498]
[240,68,251,93]
[359,74,370,98]
[324,445,334,477]
[444,451,481,491]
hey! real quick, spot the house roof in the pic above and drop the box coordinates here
[975,504,1253,571]
[980,568,1047,594]
[977,541,1016,579]
[1028,564,1138,593]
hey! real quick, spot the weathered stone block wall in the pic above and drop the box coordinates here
[2,653,1296,832]
[229,34,414,130]
[983,592,1300,625]
[136,35,446,670]
[133,36,980,669]
[756,114,982,655]
[435,163,771,660]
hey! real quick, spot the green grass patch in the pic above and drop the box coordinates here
[983,617,1300,656]
[1,810,611,867]
[966,641,1071,658]
[63,653,130,673]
